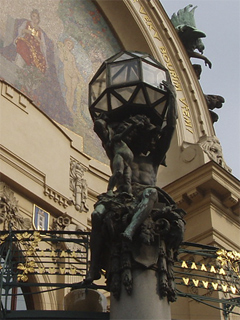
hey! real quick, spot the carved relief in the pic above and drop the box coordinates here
[52,213,71,231]
[70,159,89,212]
[0,183,31,230]
[200,136,231,172]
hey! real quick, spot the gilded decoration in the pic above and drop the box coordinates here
[15,231,42,282]
[217,249,240,278]
[0,0,121,163]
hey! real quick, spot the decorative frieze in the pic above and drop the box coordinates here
[44,186,69,208]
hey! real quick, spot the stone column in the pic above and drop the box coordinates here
[110,269,171,320]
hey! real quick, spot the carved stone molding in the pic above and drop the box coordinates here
[70,159,89,212]
[0,182,31,230]
[52,213,71,231]
[200,136,231,173]
[44,186,69,208]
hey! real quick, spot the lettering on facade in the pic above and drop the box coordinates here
[135,1,194,135]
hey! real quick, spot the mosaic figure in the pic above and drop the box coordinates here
[15,9,47,73]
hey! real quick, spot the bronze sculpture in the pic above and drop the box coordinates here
[84,67,185,301]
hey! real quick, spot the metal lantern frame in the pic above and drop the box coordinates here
[89,51,171,126]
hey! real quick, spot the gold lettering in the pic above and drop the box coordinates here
[166,62,175,71]
[144,16,151,22]
[163,54,170,63]
[153,31,161,41]
[202,281,209,288]
[172,80,182,91]
[169,70,178,79]
[160,46,167,54]
[179,97,188,107]
[187,127,194,134]
[139,6,146,14]
[183,110,190,118]
[184,116,193,128]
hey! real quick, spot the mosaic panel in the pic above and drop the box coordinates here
[0,0,121,162]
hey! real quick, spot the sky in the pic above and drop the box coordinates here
[161,0,240,179]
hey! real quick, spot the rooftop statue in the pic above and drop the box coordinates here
[171,5,226,124]
[171,4,212,68]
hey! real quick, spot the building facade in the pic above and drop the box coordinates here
[0,1,239,319]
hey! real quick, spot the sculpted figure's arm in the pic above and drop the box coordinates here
[152,80,178,165]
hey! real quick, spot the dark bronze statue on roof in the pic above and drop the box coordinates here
[171,4,212,68]
[171,4,226,124]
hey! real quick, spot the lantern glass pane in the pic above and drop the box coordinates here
[114,86,136,102]
[94,94,108,112]
[110,60,140,86]
[132,88,146,105]
[146,87,165,104]
[115,53,133,61]
[155,101,167,117]
[142,62,167,88]
[144,57,157,64]
[110,94,123,110]
[90,70,107,103]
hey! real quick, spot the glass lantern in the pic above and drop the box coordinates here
[89,51,171,127]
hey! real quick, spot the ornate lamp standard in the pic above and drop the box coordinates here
[87,51,184,320]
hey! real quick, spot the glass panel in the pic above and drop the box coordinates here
[133,88,146,105]
[111,94,123,110]
[132,52,144,57]
[90,70,107,102]
[146,87,165,104]
[114,86,136,102]
[110,60,140,85]
[94,94,108,111]
[155,101,167,116]
[115,53,133,61]
[142,62,166,88]
[144,57,157,64]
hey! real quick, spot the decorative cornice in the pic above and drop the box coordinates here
[163,161,240,215]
